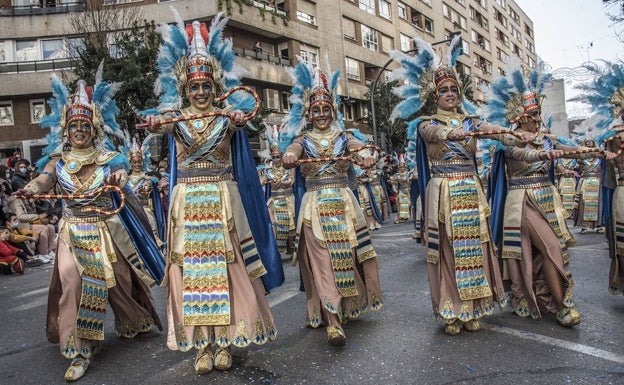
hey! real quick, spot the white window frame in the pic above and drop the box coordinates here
[296,11,316,25]
[299,46,319,67]
[361,25,379,52]
[378,0,391,19]
[397,1,407,19]
[280,91,291,112]
[345,57,361,81]
[15,40,38,61]
[30,99,46,124]
[358,0,375,14]
[400,33,411,51]
[0,102,14,126]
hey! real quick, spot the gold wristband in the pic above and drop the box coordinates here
[24,183,41,194]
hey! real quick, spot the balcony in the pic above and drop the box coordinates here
[0,58,74,74]
[233,47,291,67]
[0,1,85,17]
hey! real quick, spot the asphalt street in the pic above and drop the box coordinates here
[1,218,623,385]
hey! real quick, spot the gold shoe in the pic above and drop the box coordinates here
[463,319,480,332]
[581,227,589,234]
[557,307,581,327]
[444,321,461,336]
[597,227,605,234]
[64,356,90,382]
[327,325,346,346]
[214,346,232,371]
[194,347,214,375]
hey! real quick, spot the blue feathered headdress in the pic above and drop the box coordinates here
[480,57,552,127]
[37,63,124,170]
[144,7,253,116]
[389,33,476,140]
[279,56,343,153]
[571,60,624,144]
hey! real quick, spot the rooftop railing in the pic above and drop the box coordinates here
[0,1,85,17]
[0,58,75,74]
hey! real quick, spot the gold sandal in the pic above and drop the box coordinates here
[327,325,347,346]
[463,319,480,332]
[194,347,214,375]
[214,346,232,371]
[64,356,90,382]
[444,321,461,336]
[556,307,581,327]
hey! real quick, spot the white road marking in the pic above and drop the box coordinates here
[372,231,415,237]
[11,296,47,312]
[16,287,49,298]
[483,323,624,364]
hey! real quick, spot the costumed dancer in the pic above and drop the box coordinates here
[389,154,413,224]
[17,73,164,382]
[127,137,166,242]
[280,58,383,346]
[405,143,422,240]
[390,34,518,335]
[555,158,579,217]
[482,61,614,326]
[369,160,391,222]
[353,163,382,231]
[141,11,283,374]
[573,137,605,233]
[572,61,624,295]
[262,124,296,260]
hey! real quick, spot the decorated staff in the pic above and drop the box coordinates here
[280,58,383,346]
[482,59,615,328]
[140,10,283,375]
[15,71,164,382]
[573,61,624,295]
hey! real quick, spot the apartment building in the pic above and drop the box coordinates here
[0,0,538,161]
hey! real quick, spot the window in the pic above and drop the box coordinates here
[16,40,38,61]
[476,0,486,8]
[297,11,316,25]
[299,46,319,67]
[495,0,506,7]
[397,1,407,19]
[379,0,391,19]
[511,25,521,40]
[400,33,411,51]
[421,0,431,5]
[342,103,354,121]
[498,67,506,76]
[493,9,507,27]
[0,102,14,126]
[509,7,520,24]
[381,34,393,53]
[30,99,46,124]
[495,28,509,47]
[0,42,6,62]
[361,25,379,51]
[41,39,64,60]
[496,47,509,62]
[66,38,84,59]
[359,0,375,14]
[343,18,356,40]
[525,39,535,53]
[424,16,434,33]
[280,91,291,112]
[345,57,360,81]
[524,24,534,38]
[527,56,536,68]
[461,40,470,55]
[454,0,465,5]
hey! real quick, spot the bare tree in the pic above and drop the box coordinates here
[67,0,143,52]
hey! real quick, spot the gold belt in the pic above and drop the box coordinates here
[64,214,111,223]
[306,183,348,191]
[431,171,475,178]
[177,174,233,183]
[508,182,551,190]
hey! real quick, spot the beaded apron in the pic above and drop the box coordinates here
[272,197,291,253]
[181,181,231,326]
[57,160,109,340]
[581,177,600,222]
[317,188,358,297]
[558,176,576,212]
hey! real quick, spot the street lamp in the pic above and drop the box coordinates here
[370,32,462,149]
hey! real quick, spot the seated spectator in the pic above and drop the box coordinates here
[2,211,46,265]
[6,195,56,262]
[11,159,32,192]
[0,227,25,275]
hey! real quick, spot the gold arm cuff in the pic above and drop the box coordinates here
[23,183,41,194]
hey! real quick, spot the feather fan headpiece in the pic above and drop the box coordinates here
[571,60,624,144]
[389,33,476,140]
[146,7,253,114]
[481,57,552,126]
[37,63,124,170]
[279,56,343,152]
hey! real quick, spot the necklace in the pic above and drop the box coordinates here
[62,147,98,174]
[434,109,465,128]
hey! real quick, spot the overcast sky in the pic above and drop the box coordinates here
[515,0,623,117]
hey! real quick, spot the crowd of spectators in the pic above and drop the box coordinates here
[0,150,57,275]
